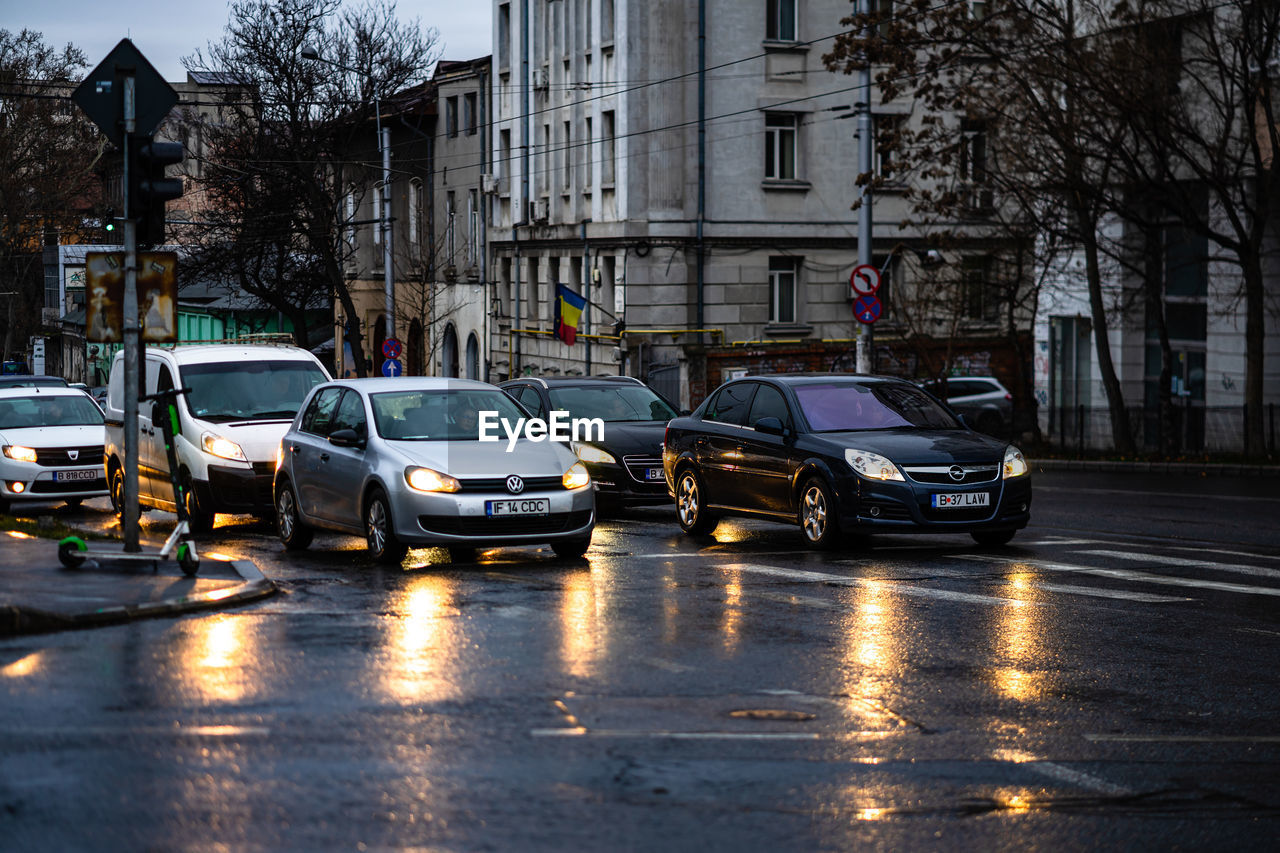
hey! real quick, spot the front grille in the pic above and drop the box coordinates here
[903,465,999,485]
[30,477,106,494]
[418,509,592,537]
[456,475,564,493]
[622,455,664,484]
[33,446,104,468]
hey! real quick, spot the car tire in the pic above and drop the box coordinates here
[182,474,215,534]
[551,537,591,559]
[365,488,408,565]
[674,467,718,536]
[109,465,126,516]
[447,545,477,563]
[971,529,1016,547]
[798,477,842,550]
[0,498,9,515]
[275,479,314,551]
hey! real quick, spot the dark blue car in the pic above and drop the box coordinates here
[662,374,1031,549]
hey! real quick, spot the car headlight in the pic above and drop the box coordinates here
[571,441,616,464]
[845,448,905,481]
[405,466,461,493]
[2,445,38,463]
[202,432,246,461]
[1003,445,1029,478]
[562,461,591,490]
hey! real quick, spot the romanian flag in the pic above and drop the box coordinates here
[554,282,587,346]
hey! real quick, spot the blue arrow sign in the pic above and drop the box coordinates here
[381,358,403,377]
[853,294,882,325]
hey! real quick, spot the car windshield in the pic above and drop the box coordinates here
[0,395,104,428]
[547,385,678,422]
[181,361,329,422]
[795,382,961,431]
[372,388,529,441]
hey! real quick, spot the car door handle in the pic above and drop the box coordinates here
[288,444,300,454]
[319,453,330,462]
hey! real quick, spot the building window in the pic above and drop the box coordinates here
[584,116,593,188]
[602,110,616,185]
[562,120,572,190]
[769,256,799,324]
[499,128,511,182]
[409,179,422,262]
[446,191,456,265]
[468,189,479,266]
[767,0,797,41]
[765,113,797,180]
[968,0,988,19]
[875,114,903,182]
[961,256,998,323]
[446,96,458,137]
[540,123,551,197]
[464,92,477,135]
[877,0,896,38]
[371,183,383,245]
[498,3,510,68]
[602,0,615,43]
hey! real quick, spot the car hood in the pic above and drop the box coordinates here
[199,420,295,464]
[381,438,579,477]
[0,424,105,448]
[587,420,668,458]
[813,428,1006,465]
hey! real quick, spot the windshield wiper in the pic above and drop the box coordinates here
[247,410,298,419]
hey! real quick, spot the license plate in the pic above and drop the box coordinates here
[486,498,550,517]
[645,467,664,481]
[54,469,100,482]
[932,492,990,508]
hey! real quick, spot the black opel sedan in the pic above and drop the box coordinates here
[499,376,679,513]
[663,374,1031,549]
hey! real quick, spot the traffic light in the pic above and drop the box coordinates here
[126,133,184,246]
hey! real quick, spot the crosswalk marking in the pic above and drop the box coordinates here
[726,563,1035,607]
[957,555,1280,598]
[1078,549,1280,580]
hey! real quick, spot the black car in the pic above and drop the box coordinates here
[500,375,680,512]
[663,374,1031,549]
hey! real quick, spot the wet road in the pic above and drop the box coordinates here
[2,471,1279,850]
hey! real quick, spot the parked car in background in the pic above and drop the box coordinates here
[0,387,108,512]
[274,378,595,563]
[499,375,679,513]
[104,343,330,531]
[664,374,1031,549]
[0,375,69,389]
[920,376,1014,436]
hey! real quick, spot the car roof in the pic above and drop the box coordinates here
[117,344,323,366]
[0,375,68,386]
[319,377,499,393]
[734,373,911,386]
[0,386,93,399]
[501,375,644,387]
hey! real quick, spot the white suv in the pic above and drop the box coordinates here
[104,343,330,531]
[921,376,1014,436]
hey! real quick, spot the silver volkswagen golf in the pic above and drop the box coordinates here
[273,378,595,563]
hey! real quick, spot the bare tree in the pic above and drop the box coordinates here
[0,29,98,360]
[182,0,439,374]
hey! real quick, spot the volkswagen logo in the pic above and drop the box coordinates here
[67,450,79,461]
[505,475,525,494]
[948,465,966,482]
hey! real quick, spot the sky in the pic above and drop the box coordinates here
[4,0,492,81]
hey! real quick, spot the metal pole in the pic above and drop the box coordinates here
[854,0,874,375]
[122,74,140,551]
[583,220,591,376]
[377,99,394,343]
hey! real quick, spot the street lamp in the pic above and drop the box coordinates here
[301,45,396,355]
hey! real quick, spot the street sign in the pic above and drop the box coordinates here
[850,264,881,297]
[381,359,403,377]
[853,294,882,325]
[381,338,402,360]
[71,39,178,145]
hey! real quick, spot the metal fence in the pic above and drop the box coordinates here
[1041,403,1279,456]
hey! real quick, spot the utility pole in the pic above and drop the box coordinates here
[121,74,141,551]
[855,0,874,375]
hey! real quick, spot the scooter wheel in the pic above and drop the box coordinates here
[58,536,88,569]
[177,542,199,577]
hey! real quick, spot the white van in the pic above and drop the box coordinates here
[105,343,331,531]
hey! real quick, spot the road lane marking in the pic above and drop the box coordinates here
[531,729,823,740]
[1023,761,1131,796]
[1084,734,1280,744]
[0,725,271,738]
[957,555,1280,598]
[1078,549,1280,580]
[639,657,696,673]
[1030,582,1188,603]
[726,563,1035,607]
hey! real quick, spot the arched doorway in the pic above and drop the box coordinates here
[407,318,425,375]
[466,332,480,380]
[441,323,459,378]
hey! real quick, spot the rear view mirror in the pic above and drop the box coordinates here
[328,428,365,449]
[754,416,787,436]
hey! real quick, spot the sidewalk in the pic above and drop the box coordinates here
[0,531,277,637]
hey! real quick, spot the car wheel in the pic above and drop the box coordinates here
[675,468,718,535]
[109,465,126,516]
[971,529,1016,547]
[551,537,591,559]
[799,477,842,550]
[365,488,408,565]
[182,474,215,534]
[275,479,314,551]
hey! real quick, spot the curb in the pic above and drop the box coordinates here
[1032,459,1279,476]
[0,559,277,637]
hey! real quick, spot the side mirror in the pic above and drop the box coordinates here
[957,413,971,429]
[680,408,692,417]
[149,401,165,426]
[754,416,787,436]
[328,428,365,449]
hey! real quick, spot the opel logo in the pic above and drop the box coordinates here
[948,465,965,482]
[68,450,79,461]
[505,475,525,494]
